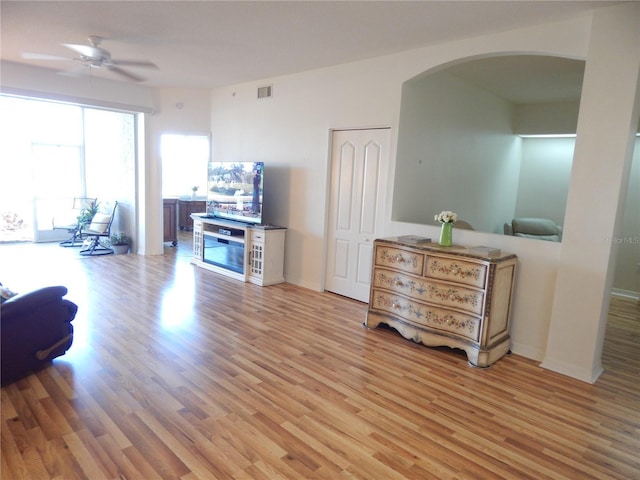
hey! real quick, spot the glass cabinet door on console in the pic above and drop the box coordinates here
[204,235,245,274]
[248,227,286,286]
[190,214,285,286]
[192,219,203,260]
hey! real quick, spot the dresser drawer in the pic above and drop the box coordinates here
[372,268,484,316]
[250,230,265,242]
[426,256,487,288]
[375,246,424,276]
[370,289,480,341]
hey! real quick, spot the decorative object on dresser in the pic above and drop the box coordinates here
[365,238,517,367]
[434,210,458,247]
[468,245,501,257]
[398,235,431,245]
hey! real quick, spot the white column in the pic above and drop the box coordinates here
[138,112,165,256]
[542,3,640,382]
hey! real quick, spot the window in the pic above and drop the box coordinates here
[0,95,136,243]
[161,134,210,198]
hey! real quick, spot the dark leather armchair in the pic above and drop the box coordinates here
[1,286,77,385]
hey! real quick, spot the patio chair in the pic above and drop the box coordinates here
[53,197,98,247]
[79,202,118,256]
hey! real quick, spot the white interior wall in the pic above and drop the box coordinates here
[0,60,154,112]
[613,139,639,295]
[143,87,212,255]
[209,63,404,290]
[514,101,580,135]
[515,137,573,225]
[393,71,520,234]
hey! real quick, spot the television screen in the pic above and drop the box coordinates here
[206,161,264,224]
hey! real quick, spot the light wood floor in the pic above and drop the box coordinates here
[1,234,639,479]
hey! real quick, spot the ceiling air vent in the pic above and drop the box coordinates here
[257,85,273,99]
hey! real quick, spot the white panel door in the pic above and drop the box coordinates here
[325,128,390,302]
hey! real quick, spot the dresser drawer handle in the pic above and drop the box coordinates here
[395,279,405,287]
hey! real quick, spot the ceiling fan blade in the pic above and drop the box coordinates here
[63,43,104,58]
[108,65,145,82]
[111,59,158,69]
[22,52,70,61]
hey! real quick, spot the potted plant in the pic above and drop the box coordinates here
[109,233,130,255]
[77,200,100,230]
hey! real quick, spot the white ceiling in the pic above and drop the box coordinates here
[1,1,610,90]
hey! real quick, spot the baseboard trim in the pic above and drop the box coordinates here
[509,341,544,362]
[540,357,603,384]
[611,288,640,301]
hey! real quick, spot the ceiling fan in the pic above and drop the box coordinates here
[22,35,158,82]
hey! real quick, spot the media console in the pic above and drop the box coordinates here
[191,214,286,286]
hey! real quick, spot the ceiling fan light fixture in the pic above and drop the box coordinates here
[24,35,156,83]
[75,53,110,68]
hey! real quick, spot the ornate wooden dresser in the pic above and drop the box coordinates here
[365,238,517,367]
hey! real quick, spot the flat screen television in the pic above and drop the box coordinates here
[206,161,264,224]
